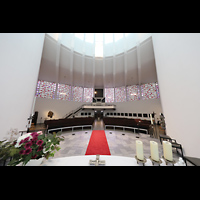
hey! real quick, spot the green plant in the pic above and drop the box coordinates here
[0,131,64,166]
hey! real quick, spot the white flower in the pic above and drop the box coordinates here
[4,128,20,142]
[15,133,33,148]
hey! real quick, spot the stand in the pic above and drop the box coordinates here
[89,155,106,166]
[149,156,162,166]
[135,155,147,166]
[162,156,176,166]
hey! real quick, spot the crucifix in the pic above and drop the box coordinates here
[89,155,106,166]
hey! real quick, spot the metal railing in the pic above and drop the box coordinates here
[105,125,148,134]
[47,125,93,134]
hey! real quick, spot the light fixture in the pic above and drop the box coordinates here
[47,111,54,118]
[94,91,97,94]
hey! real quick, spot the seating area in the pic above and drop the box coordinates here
[103,117,151,133]
[44,117,95,130]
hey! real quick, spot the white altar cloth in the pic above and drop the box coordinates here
[41,155,186,166]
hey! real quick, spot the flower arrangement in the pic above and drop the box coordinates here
[0,130,64,166]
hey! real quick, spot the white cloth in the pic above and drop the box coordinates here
[41,155,186,166]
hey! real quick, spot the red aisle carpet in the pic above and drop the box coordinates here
[85,130,111,155]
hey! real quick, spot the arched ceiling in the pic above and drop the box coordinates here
[38,33,158,88]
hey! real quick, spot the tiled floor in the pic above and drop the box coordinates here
[46,128,181,162]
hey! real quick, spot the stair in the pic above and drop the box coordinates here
[64,105,84,119]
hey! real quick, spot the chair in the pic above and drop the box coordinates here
[159,134,171,144]
[168,138,184,159]
[160,134,185,160]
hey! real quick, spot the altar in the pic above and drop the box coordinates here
[41,155,186,166]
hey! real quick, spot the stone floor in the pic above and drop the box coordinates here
[40,118,190,165]
[45,128,181,163]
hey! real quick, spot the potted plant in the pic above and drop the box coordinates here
[0,131,64,166]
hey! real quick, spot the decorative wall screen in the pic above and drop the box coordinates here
[105,88,114,103]
[72,86,83,102]
[83,88,93,102]
[141,82,159,100]
[126,85,140,101]
[36,80,160,102]
[115,86,126,102]
[57,83,71,101]
[35,80,56,99]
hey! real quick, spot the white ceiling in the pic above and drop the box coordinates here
[38,34,158,88]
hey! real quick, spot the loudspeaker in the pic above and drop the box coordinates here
[32,111,38,125]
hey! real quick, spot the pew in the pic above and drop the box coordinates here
[44,117,95,130]
[103,117,151,133]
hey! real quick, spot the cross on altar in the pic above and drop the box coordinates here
[89,155,106,166]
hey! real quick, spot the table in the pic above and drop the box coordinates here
[41,155,186,166]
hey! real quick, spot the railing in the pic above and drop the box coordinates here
[47,125,93,134]
[105,125,148,134]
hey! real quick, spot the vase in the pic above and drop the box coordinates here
[25,157,44,166]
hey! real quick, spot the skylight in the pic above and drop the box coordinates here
[47,33,152,57]
[105,33,113,44]
[85,33,94,43]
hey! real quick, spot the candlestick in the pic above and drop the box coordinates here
[136,140,144,161]
[163,141,173,161]
[150,141,159,162]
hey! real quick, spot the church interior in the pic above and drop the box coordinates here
[1,33,200,166]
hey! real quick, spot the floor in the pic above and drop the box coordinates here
[34,119,188,165]
[42,128,181,164]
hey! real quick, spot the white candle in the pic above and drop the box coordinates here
[150,114,153,125]
[150,141,159,162]
[136,140,144,161]
[163,141,173,161]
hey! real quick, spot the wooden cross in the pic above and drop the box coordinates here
[89,155,106,166]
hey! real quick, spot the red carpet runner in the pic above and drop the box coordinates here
[85,130,111,155]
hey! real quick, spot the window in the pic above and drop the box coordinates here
[143,113,148,118]
[36,80,56,99]
[141,82,158,100]
[115,33,123,41]
[105,88,114,103]
[72,86,83,102]
[75,33,84,40]
[85,33,94,43]
[95,42,103,57]
[115,86,126,102]
[84,87,93,102]
[105,33,113,44]
[127,85,140,101]
[95,33,103,57]
[57,83,71,101]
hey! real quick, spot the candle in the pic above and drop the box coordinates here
[136,140,144,161]
[163,141,173,161]
[150,114,153,125]
[150,141,159,162]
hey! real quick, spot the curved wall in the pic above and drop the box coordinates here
[0,33,45,140]
[152,33,200,158]
[39,34,157,89]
